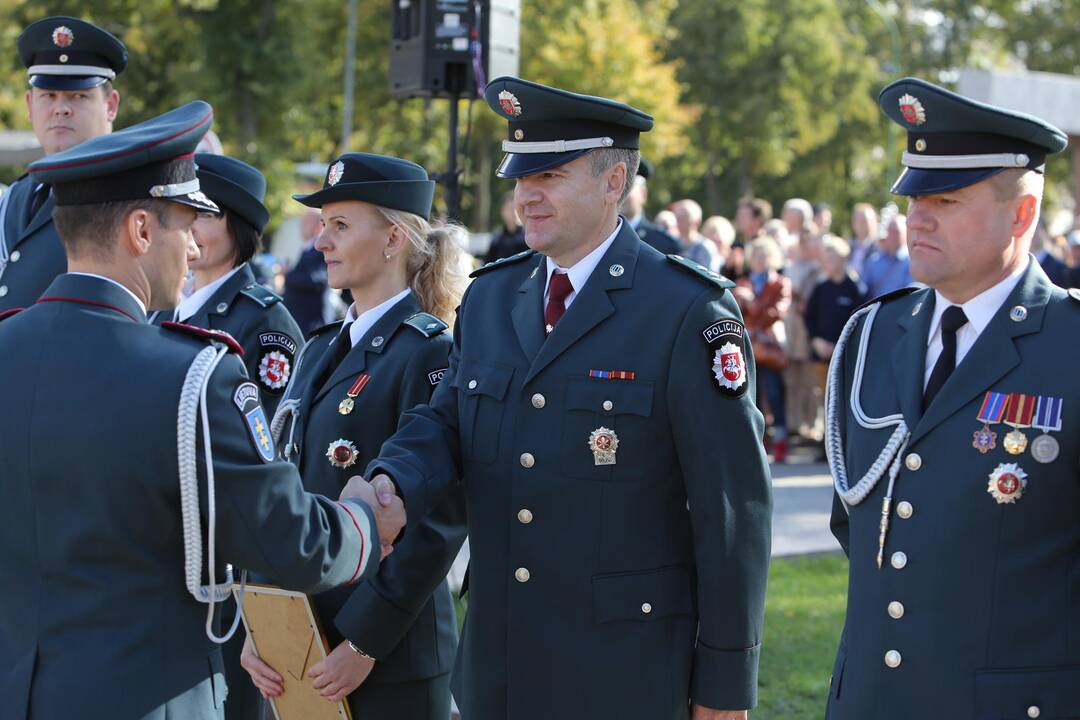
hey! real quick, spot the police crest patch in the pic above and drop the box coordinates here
[898,93,927,126]
[52,25,74,47]
[258,350,291,392]
[233,382,275,463]
[498,90,523,117]
[703,318,748,397]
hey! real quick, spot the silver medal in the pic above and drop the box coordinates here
[1030,434,1059,464]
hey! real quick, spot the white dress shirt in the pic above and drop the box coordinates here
[923,257,1029,389]
[543,220,622,310]
[68,272,147,317]
[173,266,243,322]
[343,287,412,348]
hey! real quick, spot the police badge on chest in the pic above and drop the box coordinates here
[702,318,748,398]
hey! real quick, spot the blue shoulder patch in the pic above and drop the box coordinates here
[665,254,736,289]
[403,312,448,337]
[233,382,275,463]
[239,283,282,308]
[469,249,537,278]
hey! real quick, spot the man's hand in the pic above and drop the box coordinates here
[340,474,405,558]
[691,706,747,720]
[308,640,376,703]
[240,634,283,699]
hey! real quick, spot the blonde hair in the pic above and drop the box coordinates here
[377,208,469,327]
[749,237,784,271]
[821,233,851,259]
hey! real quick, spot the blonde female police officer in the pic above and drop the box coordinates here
[241,152,467,720]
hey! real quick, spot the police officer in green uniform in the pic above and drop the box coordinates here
[0,102,404,720]
[365,78,773,720]
[240,152,466,719]
[150,154,303,420]
[0,16,126,313]
[824,78,1079,719]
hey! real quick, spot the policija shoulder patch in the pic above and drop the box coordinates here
[234,381,275,462]
[257,332,297,395]
[702,318,748,397]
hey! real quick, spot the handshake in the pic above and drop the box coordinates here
[340,474,406,560]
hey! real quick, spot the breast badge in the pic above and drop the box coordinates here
[987,463,1028,504]
[326,439,359,469]
[588,427,619,466]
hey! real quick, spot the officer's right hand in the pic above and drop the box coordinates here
[240,634,283,699]
[340,474,405,559]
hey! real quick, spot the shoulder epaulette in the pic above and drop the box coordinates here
[403,311,448,337]
[469,249,537,278]
[161,321,244,355]
[239,283,282,308]
[309,320,342,337]
[665,254,736,289]
[855,285,920,314]
[0,308,25,322]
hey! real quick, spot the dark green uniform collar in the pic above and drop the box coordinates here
[39,272,147,323]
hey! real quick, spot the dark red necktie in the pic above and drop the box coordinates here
[544,271,573,334]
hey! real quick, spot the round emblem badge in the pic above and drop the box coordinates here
[898,93,927,125]
[326,439,359,469]
[498,90,523,117]
[1030,434,1060,464]
[258,350,291,391]
[713,341,746,392]
[52,26,74,48]
[587,427,619,466]
[327,161,345,186]
[987,462,1028,504]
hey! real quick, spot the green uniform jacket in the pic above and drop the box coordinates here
[0,177,65,312]
[369,221,773,719]
[827,260,1080,719]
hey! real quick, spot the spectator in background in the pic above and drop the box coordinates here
[813,202,833,234]
[671,198,721,271]
[1031,220,1069,286]
[702,215,736,271]
[283,208,332,338]
[620,164,681,255]
[654,209,679,237]
[861,213,913,299]
[848,202,879,276]
[730,197,772,281]
[483,190,528,263]
[735,237,791,462]
[805,235,865,366]
[784,230,824,441]
[761,218,793,260]
[781,198,814,237]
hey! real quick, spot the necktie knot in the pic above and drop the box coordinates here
[941,305,968,334]
[548,271,573,303]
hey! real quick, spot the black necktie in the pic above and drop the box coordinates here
[27,184,50,223]
[316,322,353,393]
[923,305,968,409]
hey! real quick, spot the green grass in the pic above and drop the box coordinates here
[452,553,848,719]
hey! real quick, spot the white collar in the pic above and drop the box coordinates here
[175,265,243,322]
[544,219,622,301]
[927,256,1029,345]
[67,272,147,317]
[344,287,412,348]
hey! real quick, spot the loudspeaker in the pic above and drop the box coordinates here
[389,0,520,99]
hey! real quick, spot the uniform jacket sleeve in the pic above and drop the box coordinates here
[237,301,304,419]
[204,354,379,593]
[334,336,468,657]
[667,287,773,710]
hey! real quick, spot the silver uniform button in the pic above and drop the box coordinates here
[884,650,902,668]
[216,302,229,313]
[515,567,530,583]
[896,501,914,519]
[1028,706,1041,718]
[602,400,613,412]
[641,602,652,614]
[891,551,908,570]
[520,453,535,469]
[888,601,905,619]
[531,393,546,409]
[609,264,624,277]
[1010,305,1028,322]
[0,286,7,297]
[517,509,533,524]
[468,379,478,389]
[9,250,20,262]
[905,453,922,471]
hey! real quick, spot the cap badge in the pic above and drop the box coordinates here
[327,161,345,186]
[987,462,1027,504]
[898,93,927,126]
[52,26,74,48]
[498,90,523,117]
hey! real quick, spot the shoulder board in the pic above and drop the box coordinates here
[239,283,282,308]
[403,311,448,338]
[309,320,342,337]
[1068,288,1080,305]
[0,308,25,322]
[665,254,736,289]
[469,249,537,278]
[161,321,244,355]
[855,285,920,314]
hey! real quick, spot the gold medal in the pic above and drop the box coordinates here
[338,374,370,415]
[1003,429,1028,455]
[1001,393,1035,456]
[587,427,619,466]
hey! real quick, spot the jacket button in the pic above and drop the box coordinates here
[515,567,530,583]
[904,453,922,471]
[517,509,533,524]
[531,393,545,409]
[884,650,902,668]
[1028,706,1041,718]
[468,379,478,389]
[602,400,614,411]
[0,286,7,297]
[641,602,652,614]
[9,251,20,262]
[887,601,905,619]
[519,453,535,468]
[891,551,908,570]
[896,501,913,519]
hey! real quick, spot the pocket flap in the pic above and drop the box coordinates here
[565,379,654,416]
[975,665,1080,718]
[453,359,514,401]
[592,565,693,623]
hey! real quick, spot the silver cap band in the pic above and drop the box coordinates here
[27,64,116,80]
[150,179,201,198]
[502,137,615,154]
[901,151,1033,170]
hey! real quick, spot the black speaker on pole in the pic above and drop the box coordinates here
[389,0,520,99]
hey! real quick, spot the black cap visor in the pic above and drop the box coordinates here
[293,180,435,219]
[29,74,108,91]
[198,172,268,231]
[890,166,1008,196]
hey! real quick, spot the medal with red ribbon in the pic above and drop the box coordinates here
[1002,392,1036,455]
[973,391,1009,454]
[338,374,370,415]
